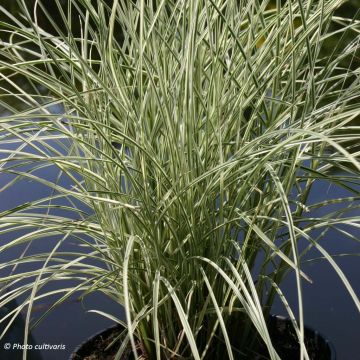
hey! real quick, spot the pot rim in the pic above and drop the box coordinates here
[69,315,336,360]
[269,315,336,360]
[69,323,123,360]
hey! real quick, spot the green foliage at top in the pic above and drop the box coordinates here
[0,1,359,359]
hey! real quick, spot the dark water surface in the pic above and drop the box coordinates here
[271,179,360,360]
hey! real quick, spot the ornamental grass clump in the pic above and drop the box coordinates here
[0,0,359,359]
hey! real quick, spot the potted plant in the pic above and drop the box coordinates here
[0,0,359,359]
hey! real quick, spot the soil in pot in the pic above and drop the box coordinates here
[71,316,335,360]
[70,325,128,360]
[263,315,335,360]
[221,314,335,360]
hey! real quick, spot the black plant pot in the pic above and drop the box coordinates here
[69,324,126,360]
[70,316,336,360]
[267,315,336,360]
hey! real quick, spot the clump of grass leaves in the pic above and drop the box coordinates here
[0,0,359,359]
